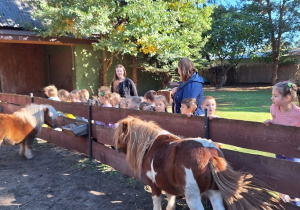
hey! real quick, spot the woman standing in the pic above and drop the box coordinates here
[111,64,138,98]
[171,58,204,115]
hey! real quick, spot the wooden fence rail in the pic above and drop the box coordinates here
[0,93,300,209]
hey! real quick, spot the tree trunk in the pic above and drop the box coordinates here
[271,57,279,85]
[161,73,170,89]
[101,49,107,87]
[132,56,138,89]
[100,47,115,86]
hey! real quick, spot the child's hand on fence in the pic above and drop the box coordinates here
[186,113,193,118]
[263,119,271,126]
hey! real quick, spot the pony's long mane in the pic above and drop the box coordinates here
[14,104,57,132]
[114,116,179,177]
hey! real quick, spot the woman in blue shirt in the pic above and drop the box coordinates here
[171,58,204,115]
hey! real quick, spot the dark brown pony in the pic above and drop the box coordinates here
[0,104,58,159]
[114,116,283,210]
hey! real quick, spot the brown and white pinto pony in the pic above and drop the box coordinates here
[114,116,283,210]
[0,104,58,159]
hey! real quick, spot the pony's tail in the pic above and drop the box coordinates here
[209,156,283,210]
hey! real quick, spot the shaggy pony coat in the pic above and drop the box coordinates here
[114,116,283,210]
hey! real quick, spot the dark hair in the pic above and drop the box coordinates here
[144,90,157,102]
[139,101,155,111]
[178,58,195,82]
[274,81,298,101]
[181,98,197,113]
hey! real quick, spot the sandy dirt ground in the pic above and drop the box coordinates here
[0,139,189,210]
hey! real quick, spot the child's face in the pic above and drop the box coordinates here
[155,100,165,112]
[70,96,80,102]
[201,99,216,116]
[142,105,153,111]
[180,104,192,115]
[271,87,289,106]
[127,100,136,110]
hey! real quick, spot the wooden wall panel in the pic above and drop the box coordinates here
[0,43,44,95]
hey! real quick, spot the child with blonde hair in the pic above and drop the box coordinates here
[263,81,300,206]
[180,98,197,117]
[201,96,220,120]
[98,86,112,107]
[48,88,61,101]
[43,84,56,98]
[154,95,168,113]
[69,90,81,102]
[111,93,121,108]
[80,89,90,103]
[58,89,70,102]
[119,97,127,109]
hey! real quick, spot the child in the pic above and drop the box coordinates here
[43,84,56,98]
[48,88,61,101]
[111,93,121,108]
[58,89,70,102]
[127,96,142,110]
[69,90,81,102]
[201,96,220,120]
[263,81,300,206]
[98,86,112,107]
[139,101,155,111]
[80,89,90,103]
[180,98,197,117]
[119,97,127,109]
[154,95,168,113]
[144,90,157,106]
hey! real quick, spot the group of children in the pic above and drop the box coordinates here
[43,81,300,206]
[43,85,90,103]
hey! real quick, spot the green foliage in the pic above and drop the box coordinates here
[30,0,213,81]
[203,5,268,66]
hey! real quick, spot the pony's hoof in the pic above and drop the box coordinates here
[25,153,33,159]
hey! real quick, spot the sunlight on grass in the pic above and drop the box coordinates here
[222,144,275,158]
[215,111,272,122]
[204,87,276,157]
[204,88,272,122]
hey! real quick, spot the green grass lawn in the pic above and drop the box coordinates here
[203,88,272,122]
[203,87,275,158]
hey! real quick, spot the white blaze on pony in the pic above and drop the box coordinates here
[114,116,283,210]
[0,104,58,159]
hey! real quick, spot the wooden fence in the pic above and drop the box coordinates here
[0,93,299,209]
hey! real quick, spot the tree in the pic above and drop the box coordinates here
[31,0,213,86]
[203,5,267,88]
[242,0,300,85]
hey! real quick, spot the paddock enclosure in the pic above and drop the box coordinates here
[0,93,299,209]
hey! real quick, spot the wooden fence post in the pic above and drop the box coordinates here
[88,99,93,161]
[205,108,209,139]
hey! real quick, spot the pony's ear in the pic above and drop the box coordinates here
[43,107,48,112]
[122,120,129,132]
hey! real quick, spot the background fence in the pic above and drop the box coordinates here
[0,93,299,209]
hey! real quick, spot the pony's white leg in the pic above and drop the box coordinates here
[152,195,162,210]
[165,193,176,210]
[19,142,25,156]
[24,144,33,159]
[184,167,205,210]
[207,190,225,210]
